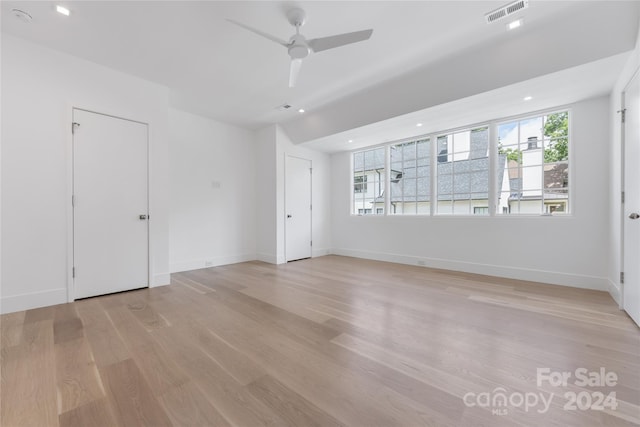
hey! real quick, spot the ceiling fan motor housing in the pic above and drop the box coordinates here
[288,35,310,59]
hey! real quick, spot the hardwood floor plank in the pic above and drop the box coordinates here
[53,317,84,344]
[241,284,336,323]
[99,358,172,427]
[172,275,215,294]
[182,319,265,385]
[75,300,131,367]
[1,320,58,427]
[23,305,55,323]
[157,382,232,427]
[126,300,171,331]
[1,311,26,348]
[55,336,105,414]
[203,283,340,345]
[151,324,289,427]
[247,375,346,427]
[53,303,80,323]
[185,268,251,291]
[59,398,120,427]
[105,303,189,395]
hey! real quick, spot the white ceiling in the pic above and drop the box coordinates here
[302,52,630,153]
[2,1,639,148]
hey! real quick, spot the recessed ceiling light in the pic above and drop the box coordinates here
[507,19,522,30]
[416,123,423,127]
[56,5,70,16]
[523,96,533,101]
[298,108,305,113]
[348,139,353,143]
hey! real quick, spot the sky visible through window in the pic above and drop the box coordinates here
[499,117,544,146]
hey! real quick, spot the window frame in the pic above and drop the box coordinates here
[351,145,388,216]
[495,108,572,216]
[349,106,572,218]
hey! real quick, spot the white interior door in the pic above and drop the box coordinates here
[623,70,640,326]
[285,156,312,262]
[73,109,149,299]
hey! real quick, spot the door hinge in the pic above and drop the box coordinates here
[618,108,626,123]
[622,191,625,204]
[72,122,80,134]
[620,272,624,284]
[310,240,313,247]
[72,267,76,278]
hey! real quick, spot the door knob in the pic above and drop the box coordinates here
[629,213,640,220]
[287,214,292,218]
[139,214,148,220]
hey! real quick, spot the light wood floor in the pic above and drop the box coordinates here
[1,255,639,427]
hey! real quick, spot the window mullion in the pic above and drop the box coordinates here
[430,134,437,216]
[489,122,497,216]
[416,142,420,215]
[385,145,390,216]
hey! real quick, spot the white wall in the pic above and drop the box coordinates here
[331,96,611,291]
[255,125,332,264]
[168,108,256,272]
[609,28,640,305]
[1,35,171,313]
[255,126,278,263]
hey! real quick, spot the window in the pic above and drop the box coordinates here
[437,127,489,215]
[350,108,569,217]
[354,175,367,193]
[352,147,385,215]
[390,139,430,215]
[474,207,489,215]
[497,111,569,215]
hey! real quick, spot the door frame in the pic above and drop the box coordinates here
[620,67,640,310]
[66,106,151,302]
[284,154,312,262]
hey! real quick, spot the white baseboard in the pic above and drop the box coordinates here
[257,253,278,264]
[259,250,328,264]
[170,253,256,273]
[312,248,331,258]
[331,248,609,291]
[256,253,287,264]
[152,273,171,287]
[607,278,622,307]
[1,288,68,314]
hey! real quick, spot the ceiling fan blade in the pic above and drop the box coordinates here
[308,29,373,53]
[227,19,289,47]
[289,59,302,87]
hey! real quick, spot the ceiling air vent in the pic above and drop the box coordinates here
[276,103,293,111]
[485,0,529,24]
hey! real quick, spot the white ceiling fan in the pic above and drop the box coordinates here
[228,8,373,87]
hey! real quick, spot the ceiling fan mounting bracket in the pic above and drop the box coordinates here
[286,8,306,28]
